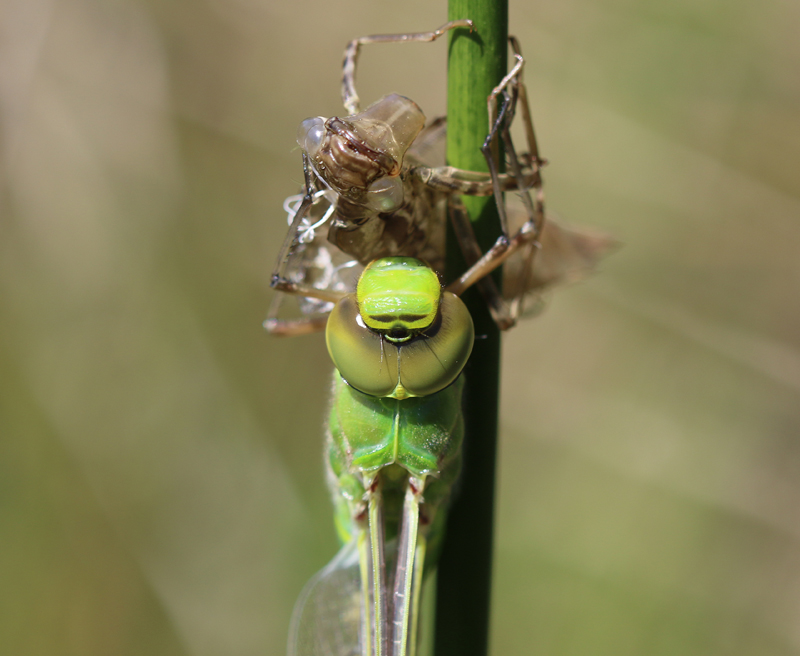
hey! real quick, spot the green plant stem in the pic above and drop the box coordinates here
[435,2,507,656]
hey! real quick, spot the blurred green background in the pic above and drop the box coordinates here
[1,0,799,654]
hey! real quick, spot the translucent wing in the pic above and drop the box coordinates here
[503,207,619,303]
[288,540,364,656]
[405,117,447,168]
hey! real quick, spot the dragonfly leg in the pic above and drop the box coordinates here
[485,93,544,324]
[272,154,318,284]
[358,532,373,656]
[495,37,547,321]
[267,271,343,334]
[411,163,540,197]
[265,276,343,335]
[508,36,547,183]
[407,532,427,656]
[411,36,545,198]
[445,88,545,330]
[479,78,518,239]
[263,293,329,336]
[444,38,549,329]
[365,475,387,656]
[269,152,353,331]
[270,155,343,302]
[392,478,424,656]
[341,20,474,115]
[481,41,545,255]
[443,90,531,328]
[445,197,524,330]
[269,278,345,304]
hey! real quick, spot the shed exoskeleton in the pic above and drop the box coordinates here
[267,21,613,336]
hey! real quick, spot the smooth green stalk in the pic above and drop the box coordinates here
[435,2,507,656]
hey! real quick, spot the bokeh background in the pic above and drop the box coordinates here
[2,0,799,654]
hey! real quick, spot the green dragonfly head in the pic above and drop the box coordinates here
[326,257,474,399]
[356,257,442,342]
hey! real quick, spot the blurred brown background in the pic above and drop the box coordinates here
[1,0,799,654]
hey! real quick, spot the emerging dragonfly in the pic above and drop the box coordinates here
[267,20,612,337]
[270,20,614,656]
[291,256,472,656]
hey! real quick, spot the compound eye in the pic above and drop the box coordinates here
[364,176,404,213]
[297,117,326,158]
[325,294,399,397]
[397,292,474,396]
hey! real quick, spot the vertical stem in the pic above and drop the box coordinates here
[435,2,507,656]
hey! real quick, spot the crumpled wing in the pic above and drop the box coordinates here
[502,214,619,302]
[288,540,364,656]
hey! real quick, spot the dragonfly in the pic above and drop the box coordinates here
[289,256,472,656]
[267,20,613,337]
[271,21,615,656]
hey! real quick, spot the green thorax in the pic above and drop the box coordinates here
[326,372,465,547]
[328,373,464,478]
